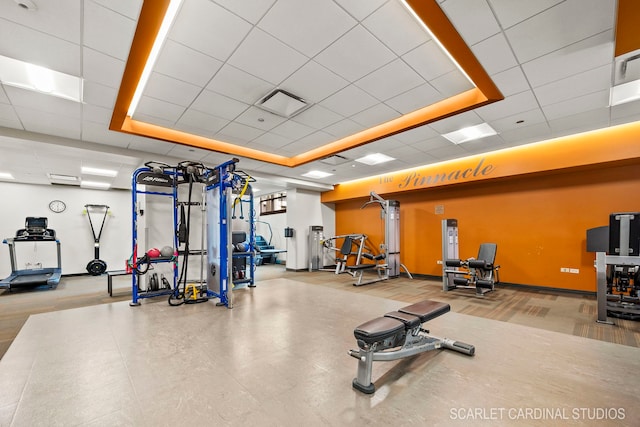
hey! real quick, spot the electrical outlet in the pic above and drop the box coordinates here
[569,268,579,274]
[437,260,443,265]
[560,267,569,273]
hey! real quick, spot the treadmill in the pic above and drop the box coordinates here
[0,217,62,290]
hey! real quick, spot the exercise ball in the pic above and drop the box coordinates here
[147,248,161,258]
[160,246,174,257]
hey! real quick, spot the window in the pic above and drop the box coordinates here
[260,192,286,215]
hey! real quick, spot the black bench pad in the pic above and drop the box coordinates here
[354,317,405,345]
[346,264,377,270]
[399,300,450,323]
[384,311,421,329]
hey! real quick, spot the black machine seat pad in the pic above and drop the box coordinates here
[346,264,377,270]
[354,316,405,345]
[384,311,421,329]
[399,300,450,323]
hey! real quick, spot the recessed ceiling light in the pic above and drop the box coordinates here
[48,173,79,181]
[442,123,497,144]
[355,153,395,166]
[610,79,640,106]
[0,55,82,102]
[302,170,333,179]
[82,166,118,177]
[0,172,15,180]
[81,181,111,190]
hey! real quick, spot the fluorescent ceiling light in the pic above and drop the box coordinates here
[48,173,79,181]
[0,55,83,102]
[256,89,309,118]
[82,166,118,177]
[355,153,395,166]
[302,170,333,179]
[128,0,183,117]
[0,172,15,180]
[610,79,640,106]
[81,181,111,190]
[442,123,497,144]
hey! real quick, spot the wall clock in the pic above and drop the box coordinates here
[49,200,67,213]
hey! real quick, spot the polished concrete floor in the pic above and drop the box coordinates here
[1,273,639,426]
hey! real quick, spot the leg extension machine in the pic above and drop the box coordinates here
[348,300,475,394]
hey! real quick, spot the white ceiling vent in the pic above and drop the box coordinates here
[256,89,309,118]
[319,154,350,166]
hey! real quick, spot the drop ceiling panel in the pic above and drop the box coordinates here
[127,137,175,155]
[154,40,223,87]
[135,97,185,123]
[385,82,444,114]
[363,1,431,56]
[547,107,610,136]
[355,58,425,101]
[82,48,126,89]
[259,0,355,57]
[0,18,80,76]
[611,99,640,123]
[190,90,248,121]
[206,65,273,105]
[270,119,315,140]
[334,0,387,21]
[428,110,483,134]
[176,109,228,135]
[489,108,547,133]
[440,0,501,45]
[0,0,80,44]
[83,81,118,109]
[82,121,130,148]
[490,66,530,97]
[487,0,562,29]
[0,105,21,129]
[350,103,401,128]
[429,70,474,97]
[471,33,518,75]
[227,28,308,86]
[169,0,252,62]
[144,73,201,108]
[505,0,615,63]
[92,0,142,20]
[291,104,343,129]
[499,122,551,145]
[252,132,294,149]
[402,40,457,82]
[235,106,287,131]
[415,136,456,152]
[83,1,137,61]
[215,122,265,142]
[315,25,396,82]
[280,61,349,104]
[319,84,379,117]
[475,90,539,122]
[521,31,614,88]
[533,64,611,107]
[82,104,113,125]
[323,119,364,139]
[15,107,81,140]
[541,89,609,121]
[4,87,82,119]
[394,124,440,144]
[423,143,468,161]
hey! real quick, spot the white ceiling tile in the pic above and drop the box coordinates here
[534,64,611,107]
[490,66,529,97]
[133,113,178,129]
[429,70,474,98]
[411,136,451,152]
[227,28,308,85]
[548,108,610,137]
[0,18,80,76]
[247,141,295,157]
[175,109,229,134]
[4,87,82,119]
[521,30,614,88]
[283,130,335,154]
[489,108,547,133]
[505,0,615,63]
[292,104,343,129]
[440,0,501,45]
[212,0,276,24]
[355,59,425,101]
[127,137,175,155]
[333,0,387,21]
[499,122,551,145]
[190,90,249,121]
[475,90,538,122]
[424,143,468,161]
[135,97,186,123]
[15,107,81,140]
[235,107,287,131]
[0,87,8,104]
[82,104,114,125]
[82,47,125,89]
[281,61,349,104]
[541,89,609,121]
[0,104,22,129]
[216,122,265,142]
[610,99,640,124]
[92,0,143,20]
[319,85,378,117]
[459,134,506,155]
[82,121,130,148]
[428,110,483,134]
[0,0,80,44]
[323,119,364,139]
[363,1,430,56]
[350,103,401,128]
[259,0,355,57]
[315,25,395,82]
[402,41,456,81]
[167,145,211,161]
[83,81,118,109]
[252,132,294,149]
[170,0,252,61]
[83,1,137,61]
[394,125,440,144]
[270,119,315,140]
[143,73,201,107]
[207,65,273,105]
[487,0,562,29]
[385,83,445,114]
[154,40,223,87]
[471,33,517,75]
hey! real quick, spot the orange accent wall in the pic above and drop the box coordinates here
[335,162,640,292]
[615,0,640,57]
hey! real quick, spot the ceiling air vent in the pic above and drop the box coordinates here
[319,154,350,166]
[256,89,309,118]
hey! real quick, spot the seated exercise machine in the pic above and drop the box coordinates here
[321,233,368,275]
[345,192,412,286]
[0,217,62,290]
[442,219,500,296]
[348,300,475,394]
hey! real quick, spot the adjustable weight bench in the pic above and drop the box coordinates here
[348,300,475,394]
